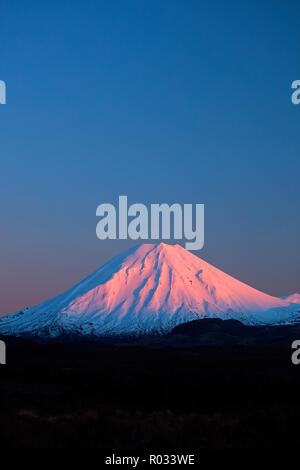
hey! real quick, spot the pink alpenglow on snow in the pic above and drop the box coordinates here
[0,243,299,337]
[282,293,300,304]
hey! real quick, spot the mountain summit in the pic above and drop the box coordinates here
[0,243,299,337]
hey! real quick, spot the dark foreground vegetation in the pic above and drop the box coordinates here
[0,319,300,451]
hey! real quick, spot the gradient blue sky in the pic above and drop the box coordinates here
[1,0,300,314]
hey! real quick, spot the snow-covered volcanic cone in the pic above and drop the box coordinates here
[0,243,299,338]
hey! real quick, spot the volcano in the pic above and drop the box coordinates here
[0,243,299,338]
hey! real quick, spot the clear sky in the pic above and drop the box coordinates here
[1,0,300,314]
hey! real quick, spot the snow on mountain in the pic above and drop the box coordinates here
[282,293,300,304]
[0,243,299,338]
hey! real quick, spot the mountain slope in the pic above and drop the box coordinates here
[282,293,300,304]
[0,243,299,337]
